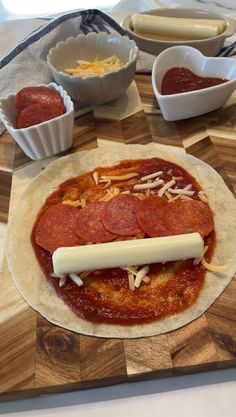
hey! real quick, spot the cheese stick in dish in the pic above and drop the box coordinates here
[131,14,226,40]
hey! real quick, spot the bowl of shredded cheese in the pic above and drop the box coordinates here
[47,33,138,104]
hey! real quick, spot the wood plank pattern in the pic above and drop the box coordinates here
[125,335,172,378]
[0,73,236,400]
[35,316,81,387]
[0,259,36,396]
[80,336,127,387]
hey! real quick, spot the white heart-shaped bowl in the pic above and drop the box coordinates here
[152,45,236,121]
[47,33,138,105]
[0,83,74,160]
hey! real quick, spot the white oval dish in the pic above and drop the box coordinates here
[47,32,138,104]
[152,46,236,121]
[121,8,236,56]
[0,83,74,160]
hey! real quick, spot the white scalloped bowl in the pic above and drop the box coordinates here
[47,32,138,104]
[0,83,74,160]
[152,46,236,121]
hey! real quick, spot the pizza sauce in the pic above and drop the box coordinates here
[161,67,228,95]
[31,158,215,325]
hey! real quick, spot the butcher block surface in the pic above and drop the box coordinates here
[0,75,235,401]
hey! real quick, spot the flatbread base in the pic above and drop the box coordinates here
[7,143,236,338]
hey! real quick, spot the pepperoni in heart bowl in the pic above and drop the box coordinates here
[0,83,74,160]
[152,45,236,121]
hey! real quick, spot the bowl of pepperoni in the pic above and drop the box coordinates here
[0,83,74,160]
[152,45,236,121]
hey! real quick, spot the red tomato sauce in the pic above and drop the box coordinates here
[161,67,228,95]
[31,158,215,325]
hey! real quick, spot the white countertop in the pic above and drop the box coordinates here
[0,0,236,415]
[1,368,236,417]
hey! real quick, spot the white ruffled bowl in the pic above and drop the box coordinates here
[0,83,74,160]
[47,32,138,104]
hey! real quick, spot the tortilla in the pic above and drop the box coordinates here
[7,143,236,338]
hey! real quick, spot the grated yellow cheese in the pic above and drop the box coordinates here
[193,246,227,272]
[65,55,124,77]
[198,191,209,203]
[99,186,120,202]
[128,272,135,291]
[100,173,139,181]
[201,257,228,272]
[62,198,86,208]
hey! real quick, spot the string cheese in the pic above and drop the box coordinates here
[131,14,226,40]
[52,233,204,275]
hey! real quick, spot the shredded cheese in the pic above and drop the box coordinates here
[125,265,138,275]
[193,245,209,265]
[62,198,86,208]
[133,192,145,199]
[99,187,120,202]
[183,184,193,191]
[104,180,112,189]
[180,195,193,200]
[172,176,183,181]
[168,188,195,196]
[100,173,139,181]
[201,258,228,272]
[128,272,135,291]
[141,171,163,181]
[51,272,66,279]
[120,190,131,194]
[59,276,67,287]
[164,190,172,200]
[198,191,209,203]
[158,179,176,197]
[142,275,151,284]
[69,273,84,287]
[134,265,150,288]
[193,246,227,272]
[168,194,181,203]
[133,178,164,190]
[65,54,124,77]
[93,171,99,185]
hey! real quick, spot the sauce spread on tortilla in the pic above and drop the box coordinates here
[31,158,215,325]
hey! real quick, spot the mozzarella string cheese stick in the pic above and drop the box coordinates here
[52,233,204,275]
[131,14,226,40]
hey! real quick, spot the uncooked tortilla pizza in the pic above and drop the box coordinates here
[7,144,236,338]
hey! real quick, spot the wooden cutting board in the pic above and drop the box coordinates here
[0,75,236,401]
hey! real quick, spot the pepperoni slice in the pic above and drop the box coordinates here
[101,194,142,236]
[75,201,118,243]
[35,204,80,252]
[167,199,214,237]
[16,103,63,128]
[137,196,170,237]
[15,86,64,113]
[137,196,214,238]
